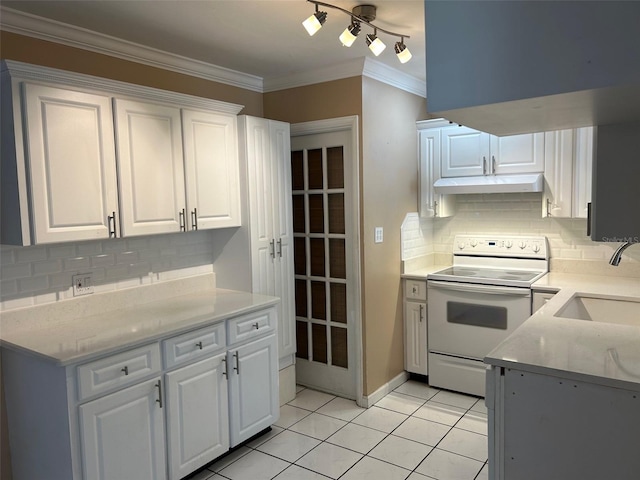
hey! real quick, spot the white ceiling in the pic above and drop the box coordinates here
[1,0,426,88]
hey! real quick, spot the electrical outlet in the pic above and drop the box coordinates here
[72,273,94,296]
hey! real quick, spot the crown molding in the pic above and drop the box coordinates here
[264,57,426,97]
[1,6,426,97]
[0,7,264,93]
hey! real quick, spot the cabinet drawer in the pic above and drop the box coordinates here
[405,279,427,301]
[163,322,226,369]
[227,308,275,346]
[77,343,161,401]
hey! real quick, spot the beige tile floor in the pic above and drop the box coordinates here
[188,379,489,480]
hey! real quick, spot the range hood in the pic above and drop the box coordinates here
[433,174,543,195]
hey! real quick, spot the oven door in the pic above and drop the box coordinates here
[427,280,532,359]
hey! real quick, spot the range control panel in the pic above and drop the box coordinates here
[453,235,549,259]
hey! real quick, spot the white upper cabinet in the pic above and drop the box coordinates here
[4,82,119,244]
[417,120,455,218]
[114,99,186,237]
[542,127,594,218]
[1,60,243,245]
[182,109,241,230]
[441,125,544,177]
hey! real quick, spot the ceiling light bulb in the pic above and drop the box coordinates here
[394,42,412,63]
[303,11,327,36]
[366,33,386,56]
[339,22,361,47]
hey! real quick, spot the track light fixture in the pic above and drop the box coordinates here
[302,0,412,64]
[302,4,328,36]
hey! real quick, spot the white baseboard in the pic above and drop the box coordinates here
[359,371,410,408]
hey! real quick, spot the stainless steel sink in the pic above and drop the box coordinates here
[555,294,640,326]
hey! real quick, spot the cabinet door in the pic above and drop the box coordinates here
[418,128,455,218]
[228,334,279,447]
[441,126,489,177]
[542,130,574,218]
[165,354,229,480]
[79,377,166,480]
[491,132,544,174]
[572,127,594,218]
[270,121,296,359]
[182,109,241,230]
[404,301,428,375]
[114,98,186,236]
[243,116,276,298]
[23,83,119,244]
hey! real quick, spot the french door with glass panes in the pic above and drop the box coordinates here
[291,128,357,399]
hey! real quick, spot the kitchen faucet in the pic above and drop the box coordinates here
[609,242,638,266]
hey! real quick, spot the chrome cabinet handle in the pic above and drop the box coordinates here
[179,208,186,232]
[195,341,203,350]
[419,304,424,322]
[491,155,496,174]
[222,357,227,378]
[482,156,487,175]
[233,351,240,374]
[277,238,282,258]
[191,208,198,231]
[121,366,129,376]
[155,380,163,408]
[253,322,259,329]
[434,200,439,217]
[108,212,117,238]
[270,239,275,259]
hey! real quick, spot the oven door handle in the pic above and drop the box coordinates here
[427,280,531,297]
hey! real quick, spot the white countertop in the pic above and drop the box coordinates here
[401,264,451,280]
[486,272,640,391]
[0,275,279,366]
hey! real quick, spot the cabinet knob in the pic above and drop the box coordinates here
[121,366,129,376]
[253,322,260,329]
[195,341,203,350]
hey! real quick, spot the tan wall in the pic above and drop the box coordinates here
[0,31,264,116]
[360,77,427,395]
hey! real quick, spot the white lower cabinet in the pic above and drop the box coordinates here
[1,306,278,480]
[403,279,428,376]
[79,377,167,480]
[165,354,229,480]
[228,334,279,447]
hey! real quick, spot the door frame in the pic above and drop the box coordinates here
[290,116,363,406]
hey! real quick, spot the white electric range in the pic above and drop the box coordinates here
[427,235,549,397]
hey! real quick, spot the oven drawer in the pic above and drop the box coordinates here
[405,279,427,301]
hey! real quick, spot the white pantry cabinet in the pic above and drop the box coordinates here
[441,125,544,177]
[417,119,456,218]
[0,60,242,245]
[238,116,296,366]
[542,127,594,218]
[403,279,428,376]
[1,306,278,480]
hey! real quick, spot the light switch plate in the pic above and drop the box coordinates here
[72,273,94,296]
[374,227,384,243]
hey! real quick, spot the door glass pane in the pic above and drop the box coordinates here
[329,238,346,279]
[331,326,348,368]
[294,237,306,275]
[308,149,323,189]
[291,150,304,190]
[295,279,307,317]
[293,194,305,233]
[447,302,508,329]
[327,146,344,189]
[312,323,327,364]
[311,281,326,320]
[309,238,325,277]
[308,194,324,233]
[328,193,345,234]
[330,283,347,324]
[296,321,308,359]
